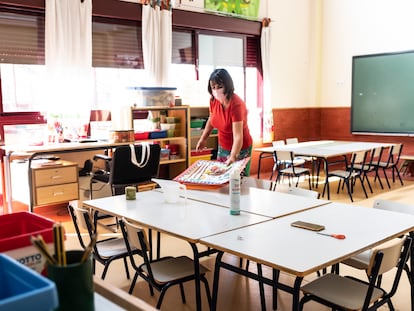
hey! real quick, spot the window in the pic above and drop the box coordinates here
[0,3,262,143]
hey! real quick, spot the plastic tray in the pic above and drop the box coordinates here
[0,254,58,311]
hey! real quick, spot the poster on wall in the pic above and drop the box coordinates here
[204,0,260,19]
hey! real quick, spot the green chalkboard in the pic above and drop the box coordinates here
[351,50,414,135]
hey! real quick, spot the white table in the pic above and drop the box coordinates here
[83,190,271,311]
[254,140,395,199]
[186,186,330,218]
[200,202,414,311]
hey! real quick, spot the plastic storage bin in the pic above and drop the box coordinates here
[149,130,168,139]
[0,254,58,311]
[129,87,177,107]
[0,212,55,273]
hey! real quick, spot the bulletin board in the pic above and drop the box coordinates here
[204,0,260,19]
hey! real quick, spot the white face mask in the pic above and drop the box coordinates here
[212,88,225,102]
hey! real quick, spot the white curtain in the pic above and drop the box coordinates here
[45,0,92,140]
[261,19,273,143]
[142,3,172,86]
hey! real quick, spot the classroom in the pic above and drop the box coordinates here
[1,1,414,310]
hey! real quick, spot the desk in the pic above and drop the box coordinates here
[1,141,132,213]
[254,140,395,199]
[186,185,330,218]
[83,190,270,311]
[200,202,414,311]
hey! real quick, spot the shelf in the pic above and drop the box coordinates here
[130,106,190,179]
[160,158,186,165]
[190,134,218,139]
[135,136,186,143]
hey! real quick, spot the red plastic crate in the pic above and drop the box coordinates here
[191,148,213,156]
[0,212,55,272]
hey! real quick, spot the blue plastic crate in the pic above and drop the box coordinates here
[0,254,58,311]
[149,130,167,139]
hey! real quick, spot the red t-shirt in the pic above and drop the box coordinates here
[209,94,252,151]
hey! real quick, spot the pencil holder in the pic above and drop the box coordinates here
[46,250,94,311]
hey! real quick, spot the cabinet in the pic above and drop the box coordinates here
[189,106,218,164]
[31,160,79,206]
[130,106,190,179]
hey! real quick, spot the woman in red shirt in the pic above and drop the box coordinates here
[196,68,253,175]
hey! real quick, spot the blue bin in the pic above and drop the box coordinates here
[0,254,58,311]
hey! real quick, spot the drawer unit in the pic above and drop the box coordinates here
[34,182,79,206]
[31,161,79,206]
[33,165,77,187]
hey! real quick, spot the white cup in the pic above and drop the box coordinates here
[152,178,187,203]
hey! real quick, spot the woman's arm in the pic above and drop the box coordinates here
[226,121,243,165]
[196,118,213,151]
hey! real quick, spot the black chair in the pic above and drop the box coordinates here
[119,218,211,310]
[272,150,311,190]
[90,143,161,198]
[90,143,161,232]
[373,143,404,189]
[68,204,137,280]
[322,150,368,202]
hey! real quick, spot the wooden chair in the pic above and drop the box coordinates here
[299,236,412,311]
[119,218,211,310]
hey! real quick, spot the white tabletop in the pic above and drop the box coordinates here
[186,186,330,218]
[254,140,394,158]
[83,190,270,243]
[200,202,414,277]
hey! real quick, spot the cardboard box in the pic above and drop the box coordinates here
[0,212,55,273]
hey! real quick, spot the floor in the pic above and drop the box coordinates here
[63,171,413,311]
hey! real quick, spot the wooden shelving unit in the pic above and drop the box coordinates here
[130,106,190,179]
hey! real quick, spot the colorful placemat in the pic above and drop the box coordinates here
[174,158,249,186]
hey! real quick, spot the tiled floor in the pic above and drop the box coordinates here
[64,173,414,310]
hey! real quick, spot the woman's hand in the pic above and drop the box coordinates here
[196,138,207,151]
[225,154,237,166]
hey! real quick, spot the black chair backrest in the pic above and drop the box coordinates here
[110,144,161,185]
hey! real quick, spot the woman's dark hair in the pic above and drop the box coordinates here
[207,68,235,100]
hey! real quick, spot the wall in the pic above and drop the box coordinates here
[320,0,414,108]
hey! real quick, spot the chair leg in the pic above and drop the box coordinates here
[358,176,368,198]
[344,179,354,202]
[101,264,110,280]
[123,257,130,279]
[382,167,391,188]
[364,174,373,193]
[374,168,384,189]
[156,288,168,309]
[179,283,186,304]
[128,272,139,294]
[394,166,404,186]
